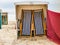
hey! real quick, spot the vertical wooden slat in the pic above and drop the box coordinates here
[31,10,35,37]
[41,9,46,35]
[19,10,23,36]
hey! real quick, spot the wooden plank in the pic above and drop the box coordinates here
[31,10,35,37]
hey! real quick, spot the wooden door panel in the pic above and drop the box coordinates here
[34,11,44,35]
[22,11,31,35]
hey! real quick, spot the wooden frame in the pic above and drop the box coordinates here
[19,9,46,36]
[16,4,48,37]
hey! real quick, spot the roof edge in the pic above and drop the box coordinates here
[14,1,48,5]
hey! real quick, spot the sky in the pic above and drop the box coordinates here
[0,0,60,21]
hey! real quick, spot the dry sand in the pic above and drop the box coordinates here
[0,21,57,45]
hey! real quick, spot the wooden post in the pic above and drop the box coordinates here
[19,10,23,36]
[41,9,46,35]
[31,10,35,37]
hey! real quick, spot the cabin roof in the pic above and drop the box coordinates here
[2,12,8,16]
[14,1,48,5]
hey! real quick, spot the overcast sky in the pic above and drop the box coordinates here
[0,0,60,21]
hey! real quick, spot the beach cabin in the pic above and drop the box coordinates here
[15,1,48,37]
[2,12,8,25]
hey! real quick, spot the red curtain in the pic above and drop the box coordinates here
[47,10,60,44]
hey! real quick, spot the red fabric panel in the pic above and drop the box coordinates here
[47,10,60,44]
